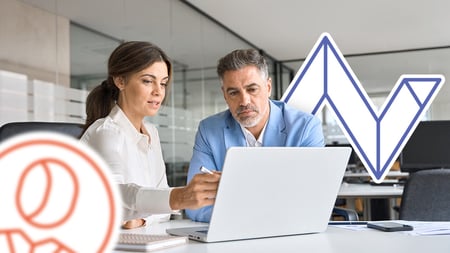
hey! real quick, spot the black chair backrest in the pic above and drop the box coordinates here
[0,121,84,142]
[399,168,450,221]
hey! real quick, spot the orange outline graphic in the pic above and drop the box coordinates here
[15,158,80,229]
[0,138,117,252]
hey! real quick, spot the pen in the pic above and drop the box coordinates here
[200,166,214,174]
[328,221,368,225]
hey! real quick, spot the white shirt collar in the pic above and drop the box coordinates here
[240,122,267,147]
[110,105,150,149]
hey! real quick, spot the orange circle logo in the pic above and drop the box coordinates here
[0,132,121,252]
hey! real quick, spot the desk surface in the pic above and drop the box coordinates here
[338,182,403,198]
[344,170,408,178]
[114,220,450,253]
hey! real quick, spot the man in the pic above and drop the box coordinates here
[186,49,324,222]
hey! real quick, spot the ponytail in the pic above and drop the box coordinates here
[82,77,119,132]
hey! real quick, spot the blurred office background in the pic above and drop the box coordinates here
[1,0,450,186]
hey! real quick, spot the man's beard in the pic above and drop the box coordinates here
[235,105,262,128]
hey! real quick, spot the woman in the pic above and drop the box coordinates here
[80,41,220,229]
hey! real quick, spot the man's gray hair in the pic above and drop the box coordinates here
[217,49,269,81]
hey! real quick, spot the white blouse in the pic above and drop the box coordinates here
[80,105,174,222]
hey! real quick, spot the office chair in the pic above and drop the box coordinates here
[332,206,359,221]
[399,168,450,221]
[0,121,84,142]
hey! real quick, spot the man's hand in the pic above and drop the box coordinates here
[169,172,221,210]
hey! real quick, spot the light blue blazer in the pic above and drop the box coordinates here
[185,100,324,222]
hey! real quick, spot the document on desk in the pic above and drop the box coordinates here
[400,221,450,236]
[329,220,450,235]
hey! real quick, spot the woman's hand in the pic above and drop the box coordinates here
[169,172,221,210]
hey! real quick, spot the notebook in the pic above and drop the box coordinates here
[115,233,188,252]
[166,146,351,242]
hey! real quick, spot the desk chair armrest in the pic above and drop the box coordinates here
[332,207,359,221]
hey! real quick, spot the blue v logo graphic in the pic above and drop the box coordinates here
[282,33,445,183]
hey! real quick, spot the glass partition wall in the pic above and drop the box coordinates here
[3,0,450,186]
[3,0,286,186]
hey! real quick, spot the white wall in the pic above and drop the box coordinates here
[0,0,70,86]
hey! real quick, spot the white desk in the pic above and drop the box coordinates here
[344,170,409,178]
[114,220,450,253]
[338,182,404,220]
[338,182,404,198]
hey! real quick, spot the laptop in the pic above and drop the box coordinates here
[167,146,351,242]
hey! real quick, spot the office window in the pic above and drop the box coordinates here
[3,0,448,186]
[65,0,256,186]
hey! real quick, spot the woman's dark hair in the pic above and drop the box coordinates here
[83,41,172,131]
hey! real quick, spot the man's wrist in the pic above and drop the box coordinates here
[169,187,183,210]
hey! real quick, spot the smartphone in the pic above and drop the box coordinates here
[367,222,413,232]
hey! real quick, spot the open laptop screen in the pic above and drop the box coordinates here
[399,120,450,172]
